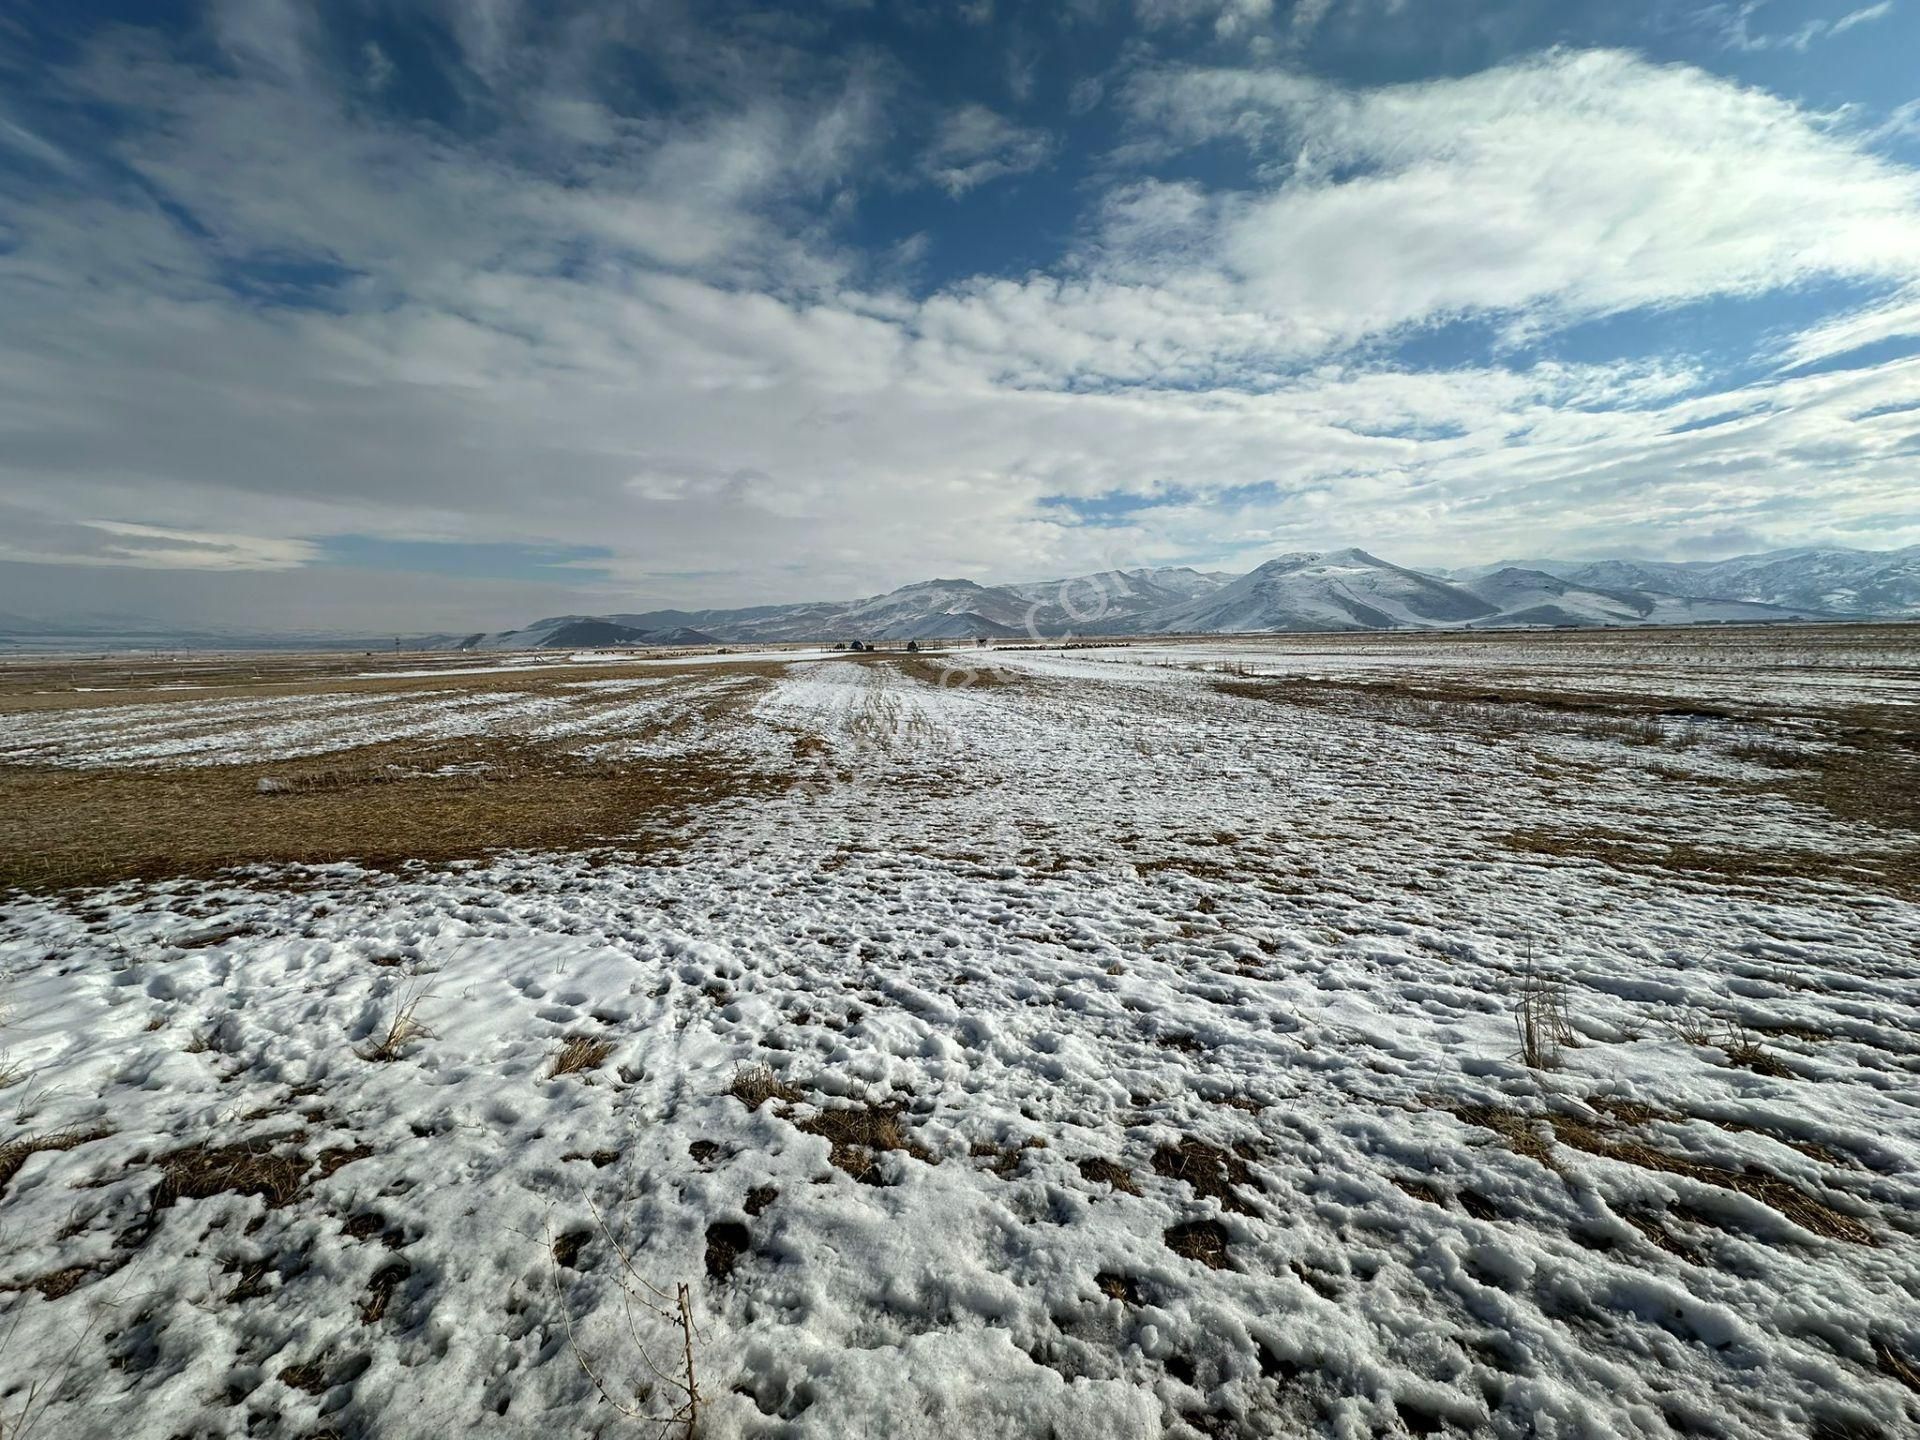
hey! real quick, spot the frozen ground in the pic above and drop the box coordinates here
[1,633,1917,1439]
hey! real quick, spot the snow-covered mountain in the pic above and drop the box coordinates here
[12,544,1892,653]
[1142,549,1500,633]
[1457,567,1808,628]
[1008,567,1233,630]
[475,567,1239,646]
[1459,546,1920,618]
[31,546,1886,653]
[455,546,1910,646]
[461,617,719,650]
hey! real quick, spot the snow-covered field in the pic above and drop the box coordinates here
[2,634,1916,1439]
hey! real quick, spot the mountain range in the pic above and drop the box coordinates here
[3,545,1913,652]
[464,544,1920,648]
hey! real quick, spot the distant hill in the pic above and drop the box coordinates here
[8,546,1908,653]
[1447,545,1920,618]
[459,544,1896,647]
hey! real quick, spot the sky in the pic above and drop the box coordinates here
[2,0,1919,633]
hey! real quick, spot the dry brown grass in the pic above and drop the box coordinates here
[1514,953,1573,1070]
[359,1260,411,1325]
[1501,828,1920,902]
[147,1133,370,1211]
[0,1126,112,1199]
[548,1035,616,1078]
[727,1063,802,1109]
[1791,717,1920,837]
[1715,1023,1796,1079]
[1151,1137,1264,1216]
[1450,1102,1872,1244]
[1164,1218,1231,1269]
[1725,736,1814,767]
[1874,1337,1920,1396]
[972,1136,1046,1179]
[890,654,1022,690]
[0,650,795,711]
[358,989,434,1063]
[0,735,783,891]
[1076,1156,1141,1195]
[704,1221,750,1281]
[1214,673,1727,746]
[794,1100,931,1183]
[1,1262,107,1301]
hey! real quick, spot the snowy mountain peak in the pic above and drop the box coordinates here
[399,544,1920,654]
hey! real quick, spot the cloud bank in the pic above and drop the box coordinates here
[0,1,1916,628]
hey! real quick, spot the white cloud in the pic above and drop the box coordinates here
[1124,50,1920,347]
[919,104,1055,196]
[1830,3,1894,36]
[1696,0,1895,51]
[0,113,77,173]
[1135,0,1278,41]
[2,21,1918,629]
[0,513,320,571]
[1776,285,1920,369]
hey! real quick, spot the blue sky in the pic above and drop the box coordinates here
[1,0,1917,630]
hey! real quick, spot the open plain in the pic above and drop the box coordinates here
[1,626,1916,1439]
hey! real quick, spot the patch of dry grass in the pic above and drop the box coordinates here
[727,1063,802,1109]
[1076,1156,1141,1195]
[704,1221,750,1281]
[0,735,784,891]
[146,1132,370,1212]
[548,1035,616,1077]
[0,1126,112,1199]
[891,654,1022,691]
[1214,674,1732,748]
[1164,1218,1231,1269]
[358,990,434,1063]
[1715,1023,1796,1079]
[972,1136,1046,1179]
[1874,1337,1920,1396]
[793,1100,931,1184]
[1151,1137,1264,1216]
[1450,1103,1872,1244]
[1791,718,1920,837]
[1501,828,1920,902]
[359,1260,411,1325]
[1514,954,1574,1071]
